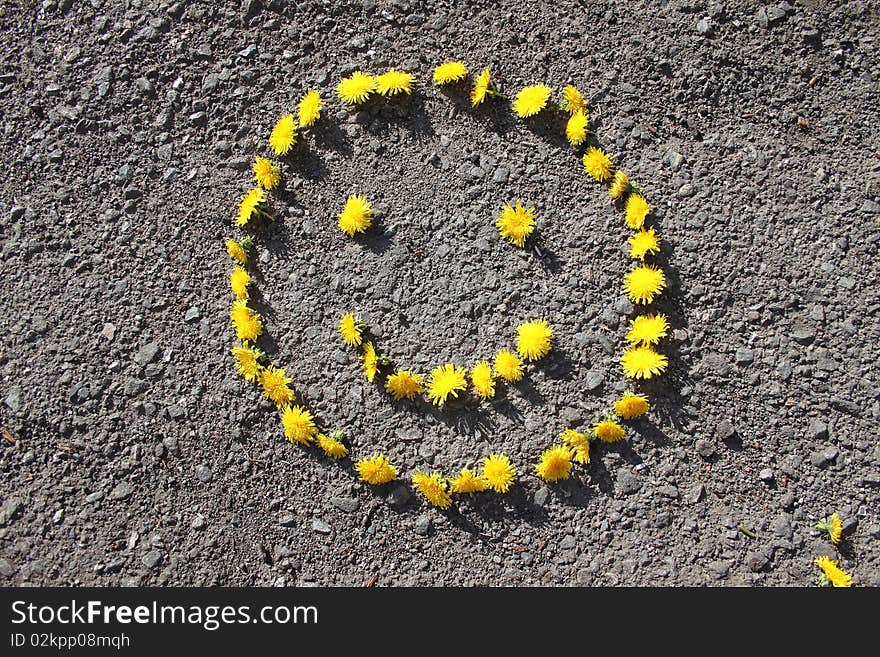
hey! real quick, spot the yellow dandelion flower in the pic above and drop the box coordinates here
[433,61,468,85]
[375,69,413,96]
[613,393,650,420]
[621,345,668,379]
[337,71,375,105]
[629,227,661,260]
[338,194,373,237]
[625,193,651,230]
[361,341,379,383]
[470,67,492,107]
[516,319,553,362]
[494,350,524,382]
[230,343,263,382]
[566,109,588,146]
[513,83,552,118]
[339,312,364,347]
[535,444,574,482]
[269,114,297,156]
[470,361,496,399]
[356,452,397,485]
[236,187,269,226]
[298,89,322,128]
[385,370,424,400]
[561,428,591,464]
[225,238,250,265]
[260,365,295,407]
[280,405,316,445]
[229,299,262,342]
[481,453,516,493]
[582,146,614,182]
[609,170,630,201]
[815,556,853,588]
[624,264,666,304]
[426,363,467,407]
[817,513,844,545]
[449,468,489,494]
[229,266,251,300]
[316,430,348,459]
[626,313,669,346]
[593,419,626,443]
[561,84,586,114]
[412,470,452,509]
[496,199,536,248]
[253,155,280,190]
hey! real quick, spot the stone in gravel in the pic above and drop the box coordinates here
[101,323,116,340]
[533,486,550,507]
[312,518,331,534]
[616,469,641,495]
[85,491,103,504]
[791,325,815,344]
[658,485,679,499]
[696,18,713,35]
[708,560,730,580]
[695,439,715,459]
[330,497,359,513]
[687,483,705,504]
[759,468,775,484]
[677,183,695,198]
[584,371,604,391]
[141,550,162,569]
[492,166,509,183]
[134,342,160,366]
[278,512,296,527]
[0,498,23,526]
[861,199,880,214]
[191,514,206,530]
[0,557,15,577]
[184,307,200,323]
[780,492,796,510]
[746,546,772,572]
[109,482,133,500]
[195,465,212,482]
[810,447,838,468]
[807,419,828,440]
[386,484,411,509]
[771,514,793,540]
[414,514,432,536]
[3,387,20,412]
[717,419,736,441]
[668,151,684,171]
[735,348,754,365]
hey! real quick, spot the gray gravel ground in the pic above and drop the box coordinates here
[1,0,879,586]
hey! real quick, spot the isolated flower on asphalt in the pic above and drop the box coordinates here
[624,264,666,304]
[298,89,322,127]
[566,109,588,146]
[593,419,626,443]
[629,227,661,260]
[339,312,364,347]
[496,200,536,247]
[236,187,270,226]
[356,453,397,485]
[516,319,553,361]
[385,370,424,400]
[814,556,852,587]
[561,428,590,464]
[535,445,574,482]
[613,393,650,420]
[625,193,651,230]
[449,468,489,494]
[817,513,844,545]
[375,69,413,96]
[225,237,251,265]
[561,84,586,114]
[582,146,613,182]
[280,405,316,445]
[316,430,348,459]
[337,71,375,104]
[229,299,262,342]
[626,313,669,346]
[426,363,468,406]
[433,61,468,85]
[269,114,297,156]
[494,350,524,382]
[338,194,374,237]
[471,67,493,107]
[608,170,630,201]
[229,266,251,300]
[481,453,517,493]
[260,365,295,407]
[253,155,281,190]
[620,345,668,379]
[412,470,452,509]
[361,341,379,382]
[231,343,263,382]
[513,84,552,118]
[470,361,496,399]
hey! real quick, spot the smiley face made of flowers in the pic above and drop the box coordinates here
[224,62,670,511]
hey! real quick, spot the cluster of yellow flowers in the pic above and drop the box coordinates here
[339,313,553,408]
[814,513,854,586]
[336,69,414,105]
